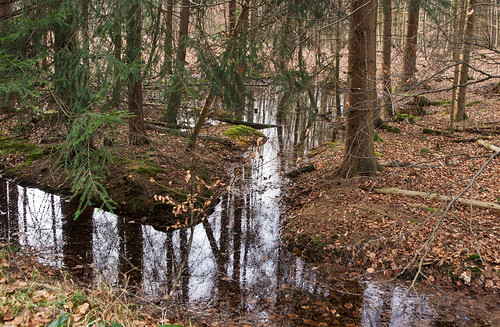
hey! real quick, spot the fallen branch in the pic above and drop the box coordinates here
[422,128,449,135]
[145,123,232,146]
[285,164,315,177]
[477,139,500,153]
[218,118,281,129]
[373,187,500,211]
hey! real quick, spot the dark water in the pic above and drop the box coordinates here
[0,88,470,326]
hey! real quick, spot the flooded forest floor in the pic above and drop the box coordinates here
[283,81,500,324]
[0,76,499,325]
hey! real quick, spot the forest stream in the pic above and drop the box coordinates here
[0,88,488,326]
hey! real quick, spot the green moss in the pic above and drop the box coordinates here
[420,148,432,156]
[468,253,480,260]
[466,100,481,107]
[387,126,401,133]
[468,266,481,277]
[223,125,265,139]
[431,99,451,106]
[0,135,39,155]
[392,113,416,124]
[133,161,163,177]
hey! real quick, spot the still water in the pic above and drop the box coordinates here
[0,88,458,325]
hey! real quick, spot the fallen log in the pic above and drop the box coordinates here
[285,164,315,177]
[219,118,281,129]
[145,123,232,146]
[423,128,449,135]
[477,139,500,153]
[373,187,500,212]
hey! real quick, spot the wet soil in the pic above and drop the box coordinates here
[283,82,500,325]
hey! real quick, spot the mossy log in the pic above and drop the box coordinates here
[145,123,232,146]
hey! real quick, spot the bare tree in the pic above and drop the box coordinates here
[401,0,420,89]
[335,0,379,178]
[126,0,148,145]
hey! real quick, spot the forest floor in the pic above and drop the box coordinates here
[283,80,500,325]
[1,51,500,324]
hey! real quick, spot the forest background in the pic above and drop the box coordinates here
[0,0,499,326]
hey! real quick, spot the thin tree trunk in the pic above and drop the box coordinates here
[382,0,393,119]
[401,0,420,89]
[188,3,250,150]
[126,1,148,145]
[367,0,384,128]
[335,0,342,117]
[449,0,467,131]
[335,0,379,178]
[455,0,477,122]
[111,19,123,108]
[163,0,174,75]
[164,0,190,125]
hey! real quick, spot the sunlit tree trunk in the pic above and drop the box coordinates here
[455,0,477,122]
[335,0,379,178]
[449,0,467,131]
[382,0,393,118]
[126,1,148,145]
[164,0,190,125]
[401,0,420,89]
[367,0,384,128]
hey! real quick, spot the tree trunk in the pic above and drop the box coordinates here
[0,0,12,31]
[188,3,250,150]
[163,0,174,75]
[229,0,237,32]
[382,0,393,118]
[164,0,190,125]
[335,0,343,117]
[401,0,420,89]
[455,0,477,122]
[367,0,384,128]
[335,0,379,178]
[111,19,123,108]
[126,1,148,145]
[449,0,467,131]
[53,0,77,112]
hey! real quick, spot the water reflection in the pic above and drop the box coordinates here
[0,88,439,325]
[362,281,434,327]
[17,186,64,267]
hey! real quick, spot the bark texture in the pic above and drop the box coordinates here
[335,0,379,178]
